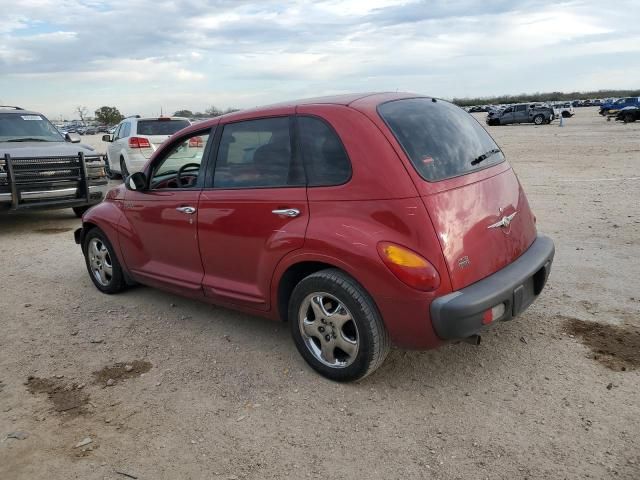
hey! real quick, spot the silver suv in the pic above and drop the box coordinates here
[103,116,190,178]
[486,103,555,126]
[0,106,108,217]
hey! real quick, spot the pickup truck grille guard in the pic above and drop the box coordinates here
[1,152,105,210]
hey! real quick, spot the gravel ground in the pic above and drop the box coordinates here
[1,107,639,479]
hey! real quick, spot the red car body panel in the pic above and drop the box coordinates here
[80,92,552,350]
[198,186,309,310]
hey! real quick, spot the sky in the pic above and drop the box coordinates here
[1,0,639,120]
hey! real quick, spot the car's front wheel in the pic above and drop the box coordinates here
[104,155,119,179]
[120,157,130,179]
[289,269,390,382]
[624,113,636,123]
[83,228,127,294]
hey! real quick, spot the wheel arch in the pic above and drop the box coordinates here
[275,259,351,322]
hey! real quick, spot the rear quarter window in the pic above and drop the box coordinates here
[378,98,505,182]
[297,116,351,186]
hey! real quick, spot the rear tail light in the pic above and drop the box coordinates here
[188,136,203,148]
[128,137,151,149]
[377,242,440,291]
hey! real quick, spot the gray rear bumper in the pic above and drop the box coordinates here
[430,234,555,340]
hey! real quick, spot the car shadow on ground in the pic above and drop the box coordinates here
[80,276,535,392]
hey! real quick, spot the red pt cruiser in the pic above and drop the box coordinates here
[75,93,554,381]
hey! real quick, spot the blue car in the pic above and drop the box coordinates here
[599,97,640,116]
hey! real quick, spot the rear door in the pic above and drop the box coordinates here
[377,98,537,290]
[197,113,308,310]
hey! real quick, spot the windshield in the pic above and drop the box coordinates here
[0,113,64,142]
[378,98,505,182]
[137,119,190,136]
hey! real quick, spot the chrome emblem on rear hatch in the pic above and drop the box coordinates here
[488,208,518,234]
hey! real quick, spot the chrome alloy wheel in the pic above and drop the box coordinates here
[88,237,113,287]
[298,292,359,368]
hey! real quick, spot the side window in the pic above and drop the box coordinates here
[121,122,131,138]
[503,107,513,114]
[113,124,122,139]
[213,117,303,188]
[298,116,351,186]
[515,105,526,112]
[150,131,210,189]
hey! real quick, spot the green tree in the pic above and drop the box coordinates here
[173,109,194,117]
[94,106,124,125]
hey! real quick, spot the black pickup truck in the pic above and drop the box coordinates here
[0,106,108,217]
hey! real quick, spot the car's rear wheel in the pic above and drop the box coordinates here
[289,269,390,382]
[120,157,130,179]
[533,114,544,125]
[83,228,126,294]
[624,113,636,123]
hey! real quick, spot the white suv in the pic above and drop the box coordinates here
[103,116,190,178]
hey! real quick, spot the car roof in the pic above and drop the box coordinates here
[0,106,45,116]
[184,92,430,133]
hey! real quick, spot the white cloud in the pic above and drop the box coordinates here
[0,0,638,118]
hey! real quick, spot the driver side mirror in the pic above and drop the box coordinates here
[66,133,81,143]
[125,172,147,191]
[102,134,112,142]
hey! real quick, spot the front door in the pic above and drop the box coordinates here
[197,114,308,310]
[513,104,528,123]
[119,129,213,296]
[500,106,514,124]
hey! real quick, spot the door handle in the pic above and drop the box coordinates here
[271,208,300,218]
[176,206,196,214]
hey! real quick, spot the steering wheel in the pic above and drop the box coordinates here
[176,163,200,186]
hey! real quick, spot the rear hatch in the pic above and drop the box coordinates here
[136,118,190,158]
[378,98,537,290]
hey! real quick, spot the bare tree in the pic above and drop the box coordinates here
[75,105,89,124]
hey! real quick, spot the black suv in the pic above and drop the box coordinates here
[0,106,108,216]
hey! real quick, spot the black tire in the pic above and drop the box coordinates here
[533,114,544,125]
[624,113,636,123]
[105,155,120,179]
[82,227,127,294]
[120,157,130,179]
[288,269,390,382]
[72,206,91,218]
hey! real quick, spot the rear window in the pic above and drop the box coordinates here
[136,119,190,136]
[378,98,505,182]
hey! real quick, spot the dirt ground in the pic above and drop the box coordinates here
[1,107,638,479]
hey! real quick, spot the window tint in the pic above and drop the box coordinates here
[121,122,131,138]
[150,132,210,189]
[214,117,303,188]
[298,116,351,186]
[515,104,526,112]
[378,98,505,182]
[137,119,190,136]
